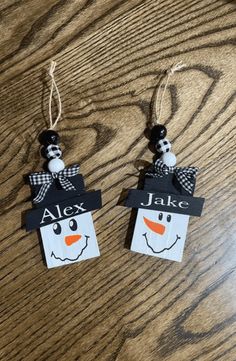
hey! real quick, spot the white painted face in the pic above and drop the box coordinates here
[131,209,189,262]
[40,212,100,268]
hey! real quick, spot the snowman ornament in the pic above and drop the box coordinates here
[26,130,101,268]
[125,124,205,262]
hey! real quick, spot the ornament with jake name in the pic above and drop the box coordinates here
[125,62,205,262]
[25,61,101,268]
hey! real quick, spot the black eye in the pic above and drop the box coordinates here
[69,219,77,231]
[53,222,61,235]
[167,215,171,222]
[158,213,163,221]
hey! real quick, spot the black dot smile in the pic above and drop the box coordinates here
[51,235,89,262]
[143,233,180,254]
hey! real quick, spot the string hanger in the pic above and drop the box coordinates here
[48,60,62,130]
[153,61,186,125]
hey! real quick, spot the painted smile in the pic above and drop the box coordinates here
[143,233,180,254]
[51,235,89,262]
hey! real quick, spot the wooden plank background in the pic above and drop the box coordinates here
[0,1,236,360]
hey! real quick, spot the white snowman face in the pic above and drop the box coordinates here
[131,209,189,262]
[40,212,100,268]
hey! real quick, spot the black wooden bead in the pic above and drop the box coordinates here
[150,125,167,142]
[39,130,60,145]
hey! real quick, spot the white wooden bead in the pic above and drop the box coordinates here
[48,158,65,173]
[161,152,176,167]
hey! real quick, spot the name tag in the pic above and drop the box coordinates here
[125,189,204,217]
[26,190,102,231]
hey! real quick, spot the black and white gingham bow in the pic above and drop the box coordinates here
[29,164,79,203]
[146,160,198,194]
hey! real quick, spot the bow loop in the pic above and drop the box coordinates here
[29,172,52,185]
[146,159,198,194]
[29,164,80,203]
[60,164,79,177]
[174,166,198,194]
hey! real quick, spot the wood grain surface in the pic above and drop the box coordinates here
[0,1,236,360]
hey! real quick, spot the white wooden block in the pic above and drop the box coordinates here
[40,212,100,268]
[131,209,189,262]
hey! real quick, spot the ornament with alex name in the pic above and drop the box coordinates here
[25,62,102,268]
[26,129,101,269]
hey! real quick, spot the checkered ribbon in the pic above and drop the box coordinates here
[146,160,198,194]
[29,164,79,203]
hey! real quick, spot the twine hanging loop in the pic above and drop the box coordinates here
[153,61,186,125]
[48,60,62,130]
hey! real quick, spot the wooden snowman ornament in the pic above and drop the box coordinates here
[25,61,101,268]
[125,63,205,262]
[126,164,204,262]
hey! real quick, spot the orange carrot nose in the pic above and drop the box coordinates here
[143,217,165,235]
[65,234,82,246]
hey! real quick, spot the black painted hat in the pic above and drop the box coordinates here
[125,168,204,217]
[25,169,101,231]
